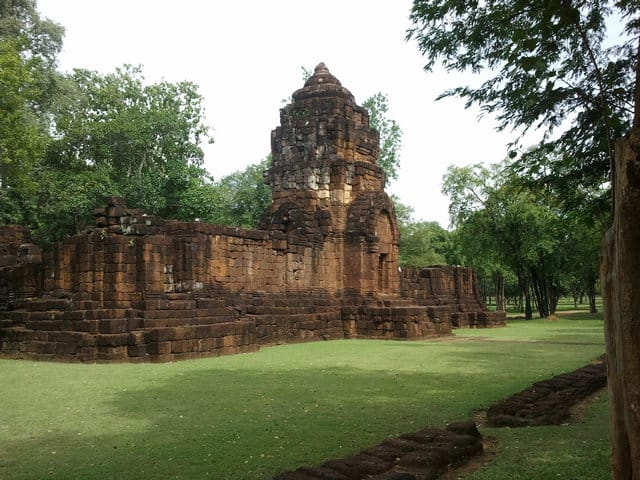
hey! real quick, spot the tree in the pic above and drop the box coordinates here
[0,3,220,241]
[362,93,403,181]
[0,2,223,240]
[408,2,640,475]
[562,208,603,313]
[0,0,63,226]
[602,110,640,479]
[443,162,587,318]
[37,65,213,239]
[0,38,46,224]
[0,0,64,67]
[408,0,636,219]
[398,220,449,267]
[213,157,272,228]
[392,195,451,267]
[441,163,511,311]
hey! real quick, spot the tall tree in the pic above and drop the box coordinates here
[408,1,639,475]
[564,215,601,313]
[0,0,64,66]
[0,0,63,225]
[0,2,221,242]
[443,162,588,318]
[39,65,213,239]
[602,46,640,479]
[392,195,452,267]
[362,92,403,182]
[408,0,636,219]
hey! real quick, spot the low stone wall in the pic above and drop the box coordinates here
[400,266,506,328]
[273,421,484,479]
[0,214,452,363]
[0,215,495,363]
[0,290,346,362]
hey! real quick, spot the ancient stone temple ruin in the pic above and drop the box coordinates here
[0,63,505,362]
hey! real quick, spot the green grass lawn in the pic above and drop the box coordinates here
[0,314,607,480]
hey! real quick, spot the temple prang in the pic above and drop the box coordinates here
[0,64,505,362]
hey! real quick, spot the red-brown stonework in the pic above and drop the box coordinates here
[0,64,505,362]
[400,266,506,328]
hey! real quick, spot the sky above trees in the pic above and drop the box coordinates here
[35,0,538,227]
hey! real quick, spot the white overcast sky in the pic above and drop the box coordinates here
[37,0,527,228]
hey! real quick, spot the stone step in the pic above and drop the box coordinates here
[138,315,238,329]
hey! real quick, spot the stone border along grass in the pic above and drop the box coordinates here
[273,421,483,480]
[486,356,607,427]
[272,358,607,480]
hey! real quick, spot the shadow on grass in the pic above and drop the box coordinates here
[3,365,490,479]
[1,337,607,480]
[555,311,603,321]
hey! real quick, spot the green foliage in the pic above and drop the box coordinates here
[0,0,64,67]
[34,163,118,240]
[0,0,63,225]
[0,61,215,242]
[1,316,605,479]
[561,214,602,313]
[407,0,638,219]
[209,157,272,228]
[362,92,402,182]
[46,65,212,218]
[392,195,451,267]
[443,160,602,318]
[0,39,47,222]
[1,1,220,241]
[399,220,449,266]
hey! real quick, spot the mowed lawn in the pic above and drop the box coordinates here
[1,312,607,480]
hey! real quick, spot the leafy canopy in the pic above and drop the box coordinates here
[0,0,64,225]
[442,160,602,317]
[407,0,639,218]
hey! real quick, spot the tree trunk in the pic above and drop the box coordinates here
[494,271,505,312]
[524,283,533,320]
[602,133,640,480]
[588,290,597,314]
[549,281,559,315]
[518,273,533,320]
[585,277,598,314]
[530,270,549,318]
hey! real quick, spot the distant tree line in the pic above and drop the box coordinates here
[441,160,602,318]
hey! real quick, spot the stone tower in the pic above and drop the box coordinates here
[0,63,504,363]
[262,63,399,294]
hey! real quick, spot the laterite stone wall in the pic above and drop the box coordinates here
[0,64,504,362]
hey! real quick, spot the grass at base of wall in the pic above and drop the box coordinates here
[1,313,606,479]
